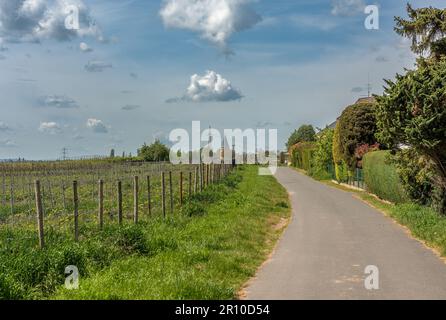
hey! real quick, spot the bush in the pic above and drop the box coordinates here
[335,161,349,183]
[290,142,316,171]
[363,151,408,203]
[310,129,334,180]
[337,100,378,169]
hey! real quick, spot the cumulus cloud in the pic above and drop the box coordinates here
[331,0,365,16]
[160,0,261,51]
[86,118,108,133]
[121,104,141,111]
[40,94,78,108]
[84,60,112,72]
[39,121,61,134]
[167,70,243,103]
[0,0,102,43]
[79,41,93,52]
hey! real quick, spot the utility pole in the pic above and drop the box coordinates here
[61,147,68,161]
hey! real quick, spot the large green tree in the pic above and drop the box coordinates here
[376,4,446,214]
[335,101,377,169]
[138,140,170,162]
[286,124,316,149]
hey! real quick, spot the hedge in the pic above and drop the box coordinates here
[362,151,408,204]
[290,142,316,171]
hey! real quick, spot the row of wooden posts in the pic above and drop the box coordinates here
[33,164,234,248]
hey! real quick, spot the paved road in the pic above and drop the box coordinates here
[245,167,446,300]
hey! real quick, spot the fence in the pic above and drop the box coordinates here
[326,163,365,189]
[0,162,235,249]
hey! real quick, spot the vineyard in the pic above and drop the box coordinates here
[0,160,234,247]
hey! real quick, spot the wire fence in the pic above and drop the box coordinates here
[0,161,235,248]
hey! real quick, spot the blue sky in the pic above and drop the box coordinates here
[0,0,443,160]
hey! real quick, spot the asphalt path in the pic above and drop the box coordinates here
[245,167,446,299]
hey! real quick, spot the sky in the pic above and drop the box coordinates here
[0,0,444,160]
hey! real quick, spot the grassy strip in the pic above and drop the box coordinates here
[24,165,290,300]
[324,181,446,257]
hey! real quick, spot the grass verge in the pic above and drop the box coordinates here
[0,165,290,300]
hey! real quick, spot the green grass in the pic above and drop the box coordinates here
[325,181,446,257]
[0,166,290,300]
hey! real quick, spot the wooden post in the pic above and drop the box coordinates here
[179,172,183,206]
[117,181,123,224]
[169,171,173,214]
[98,179,104,229]
[194,167,198,194]
[161,172,166,219]
[188,171,192,197]
[10,176,14,215]
[34,180,44,249]
[73,181,79,242]
[133,176,139,224]
[147,176,152,216]
[62,182,66,210]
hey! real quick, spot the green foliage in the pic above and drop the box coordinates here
[286,124,316,149]
[395,4,446,59]
[335,162,349,183]
[310,129,334,180]
[362,151,408,204]
[376,58,446,214]
[337,101,377,169]
[391,149,434,206]
[137,140,170,162]
[332,121,343,165]
[290,142,316,171]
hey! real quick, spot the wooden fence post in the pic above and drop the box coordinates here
[161,172,166,219]
[34,180,44,249]
[179,172,183,206]
[117,181,123,224]
[169,171,173,213]
[133,176,139,224]
[188,171,192,197]
[73,181,79,242]
[194,167,198,194]
[147,176,152,216]
[98,179,104,229]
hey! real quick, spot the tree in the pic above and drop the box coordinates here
[287,124,316,149]
[395,4,446,61]
[138,140,170,162]
[311,128,334,180]
[336,101,377,169]
[376,4,446,214]
[109,149,115,158]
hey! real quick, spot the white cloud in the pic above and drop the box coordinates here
[39,121,61,134]
[41,94,78,108]
[168,70,243,103]
[79,41,93,52]
[160,0,261,51]
[0,0,102,43]
[331,0,365,16]
[84,60,112,72]
[86,118,108,133]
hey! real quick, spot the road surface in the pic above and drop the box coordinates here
[245,167,446,299]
